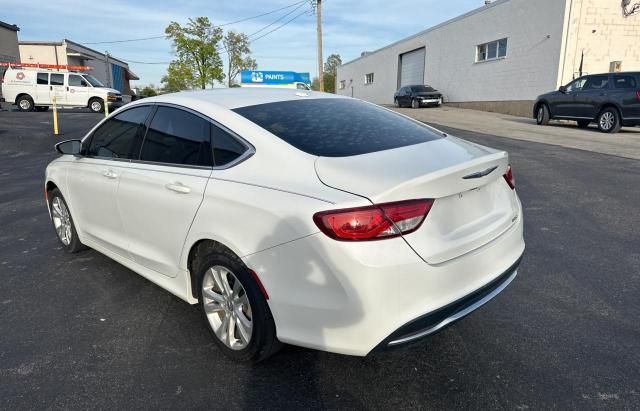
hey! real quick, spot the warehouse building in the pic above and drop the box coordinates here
[0,21,20,100]
[19,39,139,98]
[337,0,640,117]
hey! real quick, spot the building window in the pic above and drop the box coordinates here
[476,38,507,62]
[339,80,346,90]
[365,73,374,85]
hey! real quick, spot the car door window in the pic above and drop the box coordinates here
[68,74,88,87]
[50,73,64,86]
[211,125,248,167]
[566,78,586,93]
[582,75,609,91]
[140,106,212,167]
[37,73,48,85]
[87,106,152,159]
[613,75,637,89]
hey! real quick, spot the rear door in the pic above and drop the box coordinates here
[611,74,640,120]
[574,74,611,118]
[117,105,212,277]
[67,74,90,107]
[49,73,67,105]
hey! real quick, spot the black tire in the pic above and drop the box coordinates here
[411,98,420,109]
[193,243,281,363]
[17,95,34,112]
[89,98,104,113]
[577,120,590,128]
[536,104,550,125]
[597,107,622,133]
[48,188,87,253]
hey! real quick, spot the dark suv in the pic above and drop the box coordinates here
[394,85,443,109]
[534,72,640,133]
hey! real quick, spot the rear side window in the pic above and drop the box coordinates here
[37,73,48,85]
[233,98,442,157]
[211,125,247,166]
[140,106,212,167]
[613,75,637,89]
[87,106,152,159]
[50,73,64,86]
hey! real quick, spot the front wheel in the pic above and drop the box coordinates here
[89,98,104,113]
[48,189,86,253]
[195,244,281,363]
[577,120,590,128]
[394,98,399,108]
[597,108,622,133]
[536,104,550,125]
[411,98,420,109]
[17,95,34,112]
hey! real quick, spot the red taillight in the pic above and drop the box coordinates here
[636,90,640,101]
[503,165,515,190]
[313,199,433,241]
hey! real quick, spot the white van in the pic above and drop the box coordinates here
[1,67,123,112]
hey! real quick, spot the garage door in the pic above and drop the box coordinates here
[399,48,425,87]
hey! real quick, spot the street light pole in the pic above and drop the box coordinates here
[315,0,324,92]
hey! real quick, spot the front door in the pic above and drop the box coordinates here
[573,74,610,119]
[67,74,90,107]
[65,105,152,256]
[552,77,586,117]
[49,73,66,105]
[117,105,212,277]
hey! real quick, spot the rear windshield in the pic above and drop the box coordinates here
[233,98,442,157]
[411,85,436,92]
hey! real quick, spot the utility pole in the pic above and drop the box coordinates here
[315,0,324,92]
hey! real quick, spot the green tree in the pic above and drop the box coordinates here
[161,61,194,92]
[323,54,342,93]
[311,77,320,91]
[139,84,158,98]
[223,31,257,87]
[164,17,225,90]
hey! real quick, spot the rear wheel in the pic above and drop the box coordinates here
[194,244,281,363]
[48,189,87,253]
[536,104,550,125]
[17,95,34,112]
[411,98,420,109]
[577,120,590,128]
[89,98,104,113]
[597,108,622,133]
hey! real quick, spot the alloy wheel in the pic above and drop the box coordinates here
[91,101,102,112]
[537,108,543,123]
[51,197,72,246]
[19,99,31,111]
[600,112,615,131]
[202,265,253,350]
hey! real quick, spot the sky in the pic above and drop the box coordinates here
[1,0,485,87]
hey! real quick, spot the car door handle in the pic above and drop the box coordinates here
[165,182,191,194]
[102,169,118,179]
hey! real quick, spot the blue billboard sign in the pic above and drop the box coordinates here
[240,70,311,86]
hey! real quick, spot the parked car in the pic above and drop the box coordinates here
[534,72,640,133]
[46,89,524,363]
[394,85,443,108]
[1,67,122,112]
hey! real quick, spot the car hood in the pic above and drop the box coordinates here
[95,87,122,94]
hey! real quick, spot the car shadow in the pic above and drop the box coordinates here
[505,117,640,134]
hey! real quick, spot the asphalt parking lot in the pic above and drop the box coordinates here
[1,109,639,410]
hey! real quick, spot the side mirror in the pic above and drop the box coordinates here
[55,139,82,156]
[558,86,567,93]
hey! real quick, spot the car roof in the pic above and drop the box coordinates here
[140,88,348,110]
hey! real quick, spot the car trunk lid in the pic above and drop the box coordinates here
[315,137,520,264]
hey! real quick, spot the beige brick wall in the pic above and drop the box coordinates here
[559,0,640,86]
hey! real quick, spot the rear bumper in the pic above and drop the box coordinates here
[373,255,522,351]
[243,198,525,356]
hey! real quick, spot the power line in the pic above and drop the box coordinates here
[82,0,307,45]
[118,6,310,64]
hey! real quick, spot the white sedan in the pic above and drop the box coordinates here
[45,89,524,362]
